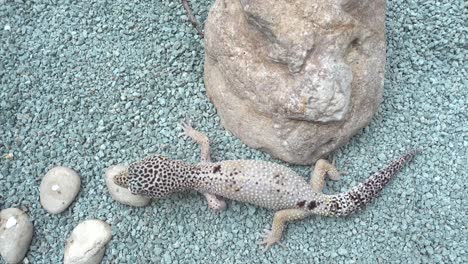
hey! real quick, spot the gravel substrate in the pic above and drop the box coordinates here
[0,0,466,263]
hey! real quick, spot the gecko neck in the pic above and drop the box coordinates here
[175,162,215,190]
[183,163,220,190]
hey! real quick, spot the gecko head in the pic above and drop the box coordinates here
[125,154,193,198]
[114,169,130,188]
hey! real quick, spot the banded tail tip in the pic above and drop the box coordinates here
[403,148,422,159]
[325,149,420,216]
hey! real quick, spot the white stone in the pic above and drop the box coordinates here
[104,165,151,207]
[0,208,33,264]
[40,166,81,214]
[64,219,112,264]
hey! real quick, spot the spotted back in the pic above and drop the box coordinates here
[128,154,195,198]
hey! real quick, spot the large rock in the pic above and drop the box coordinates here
[204,0,386,164]
[0,208,33,264]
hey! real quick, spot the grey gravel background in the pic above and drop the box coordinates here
[0,0,466,263]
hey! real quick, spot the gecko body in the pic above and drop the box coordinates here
[114,123,419,251]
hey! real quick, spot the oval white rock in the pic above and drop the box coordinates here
[104,165,151,207]
[64,219,112,264]
[40,166,81,214]
[0,208,33,264]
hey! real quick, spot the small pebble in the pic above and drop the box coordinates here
[3,153,13,160]
[64,219,112,264]
[40,166,81,214]
[0,208,33,264]
[337,247,348,255]
[104,165,151,207]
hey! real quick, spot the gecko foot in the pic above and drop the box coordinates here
[179,121,200,140]
[178,121,192,138]
[330,156,347,180]
[179,121,211,148]
[258,228,286,253]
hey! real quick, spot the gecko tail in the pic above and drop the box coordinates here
[324,149,421,216]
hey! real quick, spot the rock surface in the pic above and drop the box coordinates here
[204,0,386,164]
[64,219,112,264]
[0,208,33,264]
[104,165,151,207]
[40,166,81,214]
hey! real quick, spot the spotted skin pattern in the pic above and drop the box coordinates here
[113,124,420,252]
[325,149,421,216]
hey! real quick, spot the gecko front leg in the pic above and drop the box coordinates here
[181,122,227,213]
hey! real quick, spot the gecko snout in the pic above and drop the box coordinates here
[114,169,130,188]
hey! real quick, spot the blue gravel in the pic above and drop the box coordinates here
[0,0,466,263]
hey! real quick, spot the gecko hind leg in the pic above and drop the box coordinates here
[181,121,227,212]
[259,209,312,252]
[309,159,342,193]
